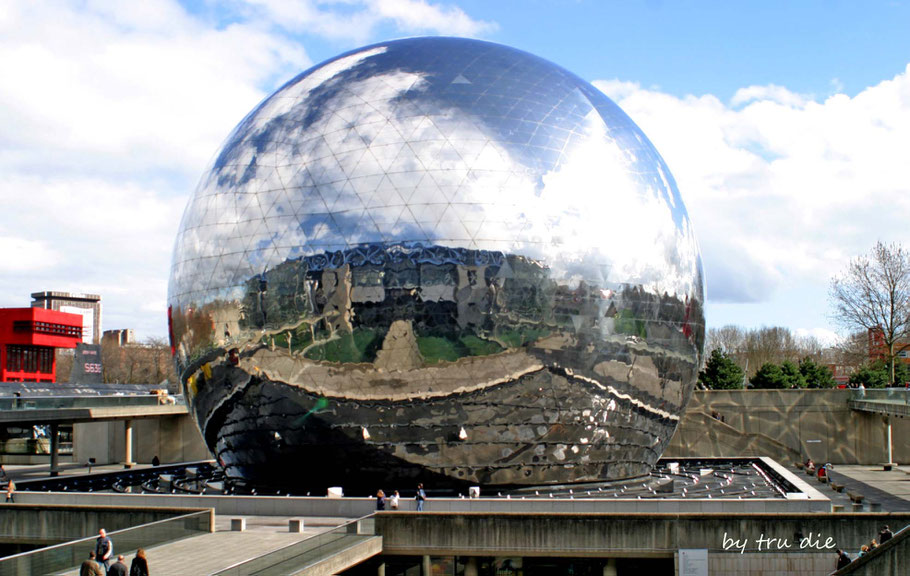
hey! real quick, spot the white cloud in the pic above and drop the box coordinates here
[595,63,910,332]
[369,0,496,36]
[237,0,496,42]
[0,237,60,273]
[731,84,810,107]
[0,0,496,339]
[0,1,307,180]
[794,327,839,347]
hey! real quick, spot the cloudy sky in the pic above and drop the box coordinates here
[2,0,909,343]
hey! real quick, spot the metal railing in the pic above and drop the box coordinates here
[213,516,377,576]
[0,394,184,411]
[0,509,211,576]
[850,387,910,403]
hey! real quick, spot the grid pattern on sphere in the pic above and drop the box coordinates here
[169,37,698,311]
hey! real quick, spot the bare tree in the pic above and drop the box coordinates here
[145,336,173,385]
[101,336,176,386]
[743,326,801,367]
[706,325,746,356]
[830,241,910,384]
[707,324,827,379]
[830,330,869,369]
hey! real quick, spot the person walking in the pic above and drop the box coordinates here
[129,548,149,576]
[835,549,852,570]
[879,525,893,543]
[80,551,104,576]
[4,480,13,503]
[108,554,128,576]
[389,490,400,510]
[416,483,427,511]
[95,529,113,573]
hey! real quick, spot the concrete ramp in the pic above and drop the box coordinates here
[213,533,382,576]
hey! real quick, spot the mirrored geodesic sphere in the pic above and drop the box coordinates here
[168,37,705,493]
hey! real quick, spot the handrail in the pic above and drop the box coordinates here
[212,516,377,576]
[0,394,184,411]
[0,509,212,576]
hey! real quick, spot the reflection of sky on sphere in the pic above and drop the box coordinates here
[170,37,702,308]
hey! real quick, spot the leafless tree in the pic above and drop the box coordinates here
[101,336,176,386]
[707,325,826,378]
[706,325,746,356]
[145,336,172,385]
[828,330,868,371]
[830,241,910,384]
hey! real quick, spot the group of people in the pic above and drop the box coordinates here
[834,525,894,570]
[80,529,149,576]
[376,483,428,511]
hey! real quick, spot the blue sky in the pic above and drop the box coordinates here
[2,0,910,344]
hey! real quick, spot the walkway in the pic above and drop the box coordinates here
[0,395,186,426]
[58,515,350,576]
[848,388,910,418]
[824,464,910,511]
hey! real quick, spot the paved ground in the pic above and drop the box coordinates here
[4,462,357,574]
[59,514,349,576]
[7,459,910,574]
[791,463,910,512]
[826,464,910,511]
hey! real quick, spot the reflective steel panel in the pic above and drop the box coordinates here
[168,37,705,492]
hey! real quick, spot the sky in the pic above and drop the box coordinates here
[2,0,910,344]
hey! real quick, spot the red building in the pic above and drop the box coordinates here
[868,327,910,365]
[0,307,83,382]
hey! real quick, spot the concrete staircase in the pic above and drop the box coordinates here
[834,523,909,575]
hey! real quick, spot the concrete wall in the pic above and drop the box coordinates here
[375,513,910,576]
[64,389,908,469]
[665,390,910,465]
[13,491,378,518]
[73,415,209,466]
[11,489,832,516]
[0,504,204,545]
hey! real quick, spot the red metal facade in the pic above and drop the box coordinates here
[0,307,83,382]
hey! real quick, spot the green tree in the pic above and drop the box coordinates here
[799,357,836,388]
[750,362,787,389]
[780,360,806,389]
[848,361,890,388]
[849,359,910,388]
[698,348,744,389]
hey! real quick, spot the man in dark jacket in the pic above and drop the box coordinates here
[108,554,128,576]
[95,529,113,572]
[835,549,852,570]
[879,525,893,543]
[80,551,104,576]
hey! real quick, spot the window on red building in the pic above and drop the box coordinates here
[5,345,54,374]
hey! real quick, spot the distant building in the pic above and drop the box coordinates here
[102,329,135,347]
[868,327,910,365]
[0,307,83,382]
[31,291,102,344]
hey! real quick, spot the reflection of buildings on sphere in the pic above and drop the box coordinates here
[168,37,705,492]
